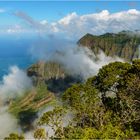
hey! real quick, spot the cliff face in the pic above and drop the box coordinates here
[27,61,81,93]
[27,31,140,91]
[27,61,66,81]
[78,31,140,61]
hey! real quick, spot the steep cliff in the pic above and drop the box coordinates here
[78,31,140,61]
[27,61,81,93]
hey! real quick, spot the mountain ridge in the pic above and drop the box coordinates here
[78,31,140,61]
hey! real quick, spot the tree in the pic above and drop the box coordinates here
[4,133,24,140]
[34,128,47,139]
[62,82,118,131]
[117,60,140,131]
[82,123,135,139]
[38,106,66,138]
[89,61,140,133]
[35,60,140,139]
[96,61,131,93]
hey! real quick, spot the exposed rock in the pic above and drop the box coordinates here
[27,61,81,93]
[78,31,140,61]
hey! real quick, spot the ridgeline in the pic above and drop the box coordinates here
[78,31,140,61]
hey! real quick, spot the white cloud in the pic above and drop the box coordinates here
[0,107,19,138]
[58,12,78,25]
[0,66,32,101]
[3,9,140,39]
[6,24,25,34]
[30,37,123,79]
[52,9,140,38]
[40,20,48,25]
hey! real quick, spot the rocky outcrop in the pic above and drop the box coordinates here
[27,61,81,93]
[78,31,140,61]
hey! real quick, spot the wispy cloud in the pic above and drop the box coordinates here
[53,9,140,38]
[0,8,6,13]
[13,11,42,28]
[2,9,140,39]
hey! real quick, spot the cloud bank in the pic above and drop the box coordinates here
[4,9,140,39]
[0,107,19,138]
[30,37,123,79]
[0,66,32,101]
[0,66,33,138]
[48,47,123,79]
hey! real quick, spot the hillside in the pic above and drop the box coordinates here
[7,60,140,139]
[8,30,140,134]
[8,61,81,131]
[78,31,140,61]
[9,84,55,131]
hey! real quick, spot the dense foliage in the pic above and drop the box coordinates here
[5,60,140,139]
[4,133,24,140]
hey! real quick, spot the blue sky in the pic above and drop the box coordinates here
[0,1,140,38]
[0,1,140,24]
[1,1,140,79]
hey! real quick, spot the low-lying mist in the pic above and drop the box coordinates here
[0,107,19,138]
[0,66,33,138]
[0,36,124,138]
[30,37,123,80]
[0,66,33,101]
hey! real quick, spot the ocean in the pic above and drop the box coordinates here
[0,35,36,80]
[0,56,34,80]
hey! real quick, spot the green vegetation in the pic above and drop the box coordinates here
[78,31,140,61]
[4,38,140,139]
[9,82,53,115]
[38,106,66,138]
[5,60,140,139]
[34,128,47,139]
[6,61,78,135]
[34,60,140,139]
[8,82,55,131]
[4,133,24,140]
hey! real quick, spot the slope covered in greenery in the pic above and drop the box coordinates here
[4,31,140,139]
[6,60,140,139]
[8,61,81,132]
[9,83,55,131]
[78,31,140,61]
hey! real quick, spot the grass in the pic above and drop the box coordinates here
[9,83,55,117]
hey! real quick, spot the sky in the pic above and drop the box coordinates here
[0,1,140,77]
[0,1,140,24]
[0,1,140,39]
